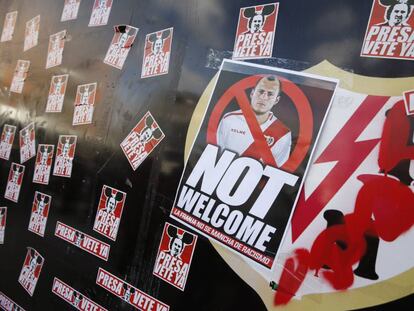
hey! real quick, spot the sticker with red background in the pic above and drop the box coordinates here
[33,144,54,185]
[10,60,30,94]
[61,0,81,22]
[18,247,44,296]
[53,135,77,178]
[72,82,97,126]
[233,3,278,60]
[0,207,6,244]
[153,223,197,291]
[46,30,66,69]
[19,122,36,164]
[4,163,25,203]
[88,0,113,27]
[46,74,68,113]
[0,291,25,311]
[104,25,138,70]
[1,11,18,42]
[28,192,51,237]
[93,185,126,241]
[0,124,16,160]
[141,28,173,78]
[120,111,165,171]
[24,15,40,51]
[96,268,170,311]
[361,0,414,60]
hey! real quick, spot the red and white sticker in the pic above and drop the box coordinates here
[104,25,138,70]
[232,3,278,60]
[23,15,40,51]
[96,268,170,311]
[0,291,25,311]
[52,277,108,311]
[153,223,197,291]
[120,111,165,171]
[88,0,113,27]
[61,0,81,22]
[53,135,77,178]
[33,144,54,185]
[141,27,173,78]
[72,82,97,125]
[4,163,25,203]
[55,221,110,261]
[19,122,36,164]
[403,89,414,115]
[46,74,68,113]
[0,207,6,244]
[18,247,44,296]
[0,124,16,160]
[28,192,51,237]
[10,60,30,94]
[46,30,66,69]
[361,0,414,60]
[0,11,18,42]
[93,185,126,241]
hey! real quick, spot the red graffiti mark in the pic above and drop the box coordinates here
[292,95,389,242]
[276,99,414,305]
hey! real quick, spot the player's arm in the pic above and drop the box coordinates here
[273,131,292,167]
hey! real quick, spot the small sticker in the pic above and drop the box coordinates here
[28,192,51,237]
[46,74,68,113]
[96,268,170,311]
[72,82,97,126]
[88,0,113,27]
[153,223,197,291]
[0,207,7,244]
[24,15,40,51]
[61,0,81,22]
[104,25,138,70]
[33,144,54,185]
[10,60,30,94]
[141,27,173,78]
[18,247,44,296]
[53,135,77,178]
[4,163,25,203]
[55,221,110,261]
[120,111,165,171]
[52,278,108,311]
[0,291,26,311]
[0,124,16,160]
[232,3,278,60]
[0,11,18,42]
[19,122,36,164]
[93,185,126,241]
[46,30,66,69]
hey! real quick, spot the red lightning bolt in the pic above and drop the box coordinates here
[291,95,390,242]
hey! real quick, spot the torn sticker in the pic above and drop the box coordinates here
[24,15,40,51]
[0,11,18,42]
[19,122,36,164]
[104,25,138,70]
[46,30,66,69]
[10,60,30,94]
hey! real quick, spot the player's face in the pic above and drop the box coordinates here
[250,78,280,115]
[389,4,410,25]
[250,15,263,32]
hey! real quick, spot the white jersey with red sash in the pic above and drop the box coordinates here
[217,109,291,167]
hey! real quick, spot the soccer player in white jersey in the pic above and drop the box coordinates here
[217,75,291,167]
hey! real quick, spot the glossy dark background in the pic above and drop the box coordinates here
[0,0,413,310]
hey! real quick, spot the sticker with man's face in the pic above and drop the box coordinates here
[153,223,197,291]
[72,82,97,125]
[1,11,18,42]
[88,0,113,27]
[0,207,7,244]
[120,111,165,171]
[104,25,138,70]
[46,74,68,113]
[93,185,126,241]
[61,0,81,22]
[18,248,44,296]
[10,60,30,94]
[4,163,25,203]
[233,3,279,60]
[46,30,66,69]
[24,15,40,51]
[0,124,16,160]
[28,192,51,237]
[53,135,77,178]
[19,122,36,164]
[361,0,414,60]
[0,290,26,311]
[141,27,173,78]
[33,144,54,185]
